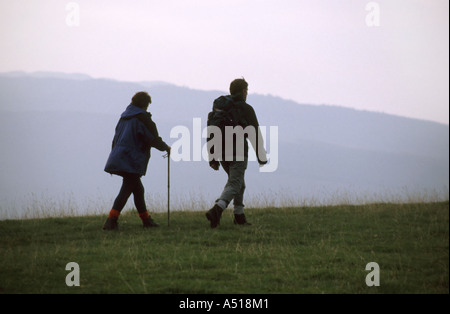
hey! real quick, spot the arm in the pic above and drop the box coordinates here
[136,113,170,152]
[243,105,268,165]
[207,111,220,170]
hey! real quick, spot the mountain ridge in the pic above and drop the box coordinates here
[1,70,447,126]
[0,72,448,218]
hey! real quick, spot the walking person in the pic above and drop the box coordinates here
[103,91,171,230]
[206,78,267,228]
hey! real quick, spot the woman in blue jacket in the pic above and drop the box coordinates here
[103,91,171,230]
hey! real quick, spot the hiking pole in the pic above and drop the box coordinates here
[163,152,170,227]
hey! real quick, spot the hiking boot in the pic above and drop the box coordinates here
[143,218,160,228]
[234,213,251,226]
[205,205,223,228]
[103,217,118,230]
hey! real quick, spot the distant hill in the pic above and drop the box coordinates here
[0,71,93,81]
[0,72,448,218]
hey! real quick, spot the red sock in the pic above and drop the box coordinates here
[138,211,149,221]
[108,209,120,220]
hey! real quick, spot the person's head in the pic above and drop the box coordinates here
[131,91,151,109]
[229,78,248,101]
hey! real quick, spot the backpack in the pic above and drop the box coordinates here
[207,95,247,160]
[207,95,244,130]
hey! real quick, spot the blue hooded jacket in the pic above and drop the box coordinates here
[104,104,161,176]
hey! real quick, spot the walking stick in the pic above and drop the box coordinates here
[163,152,170,227]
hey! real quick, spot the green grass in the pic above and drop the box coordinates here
[0,202,448,294]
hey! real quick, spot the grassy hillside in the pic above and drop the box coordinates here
[0,202,448,294]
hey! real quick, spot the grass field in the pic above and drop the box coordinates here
[0,201,448,294]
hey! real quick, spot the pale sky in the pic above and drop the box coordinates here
[0,0,448,124]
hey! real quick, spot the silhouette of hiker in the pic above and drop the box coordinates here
[103,91,171,230]
[206,78,267,228]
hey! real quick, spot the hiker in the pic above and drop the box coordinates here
[103,91,171,230]
[206,78,267,228]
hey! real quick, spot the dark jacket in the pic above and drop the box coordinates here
[104,104,169,176]
[209,93,267,164]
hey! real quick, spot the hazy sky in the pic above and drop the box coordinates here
[0,0,448,124]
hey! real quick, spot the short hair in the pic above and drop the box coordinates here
[131,91,151,108]
[229,78,248,95]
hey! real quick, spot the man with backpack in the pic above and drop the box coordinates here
[205,78,267,228]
